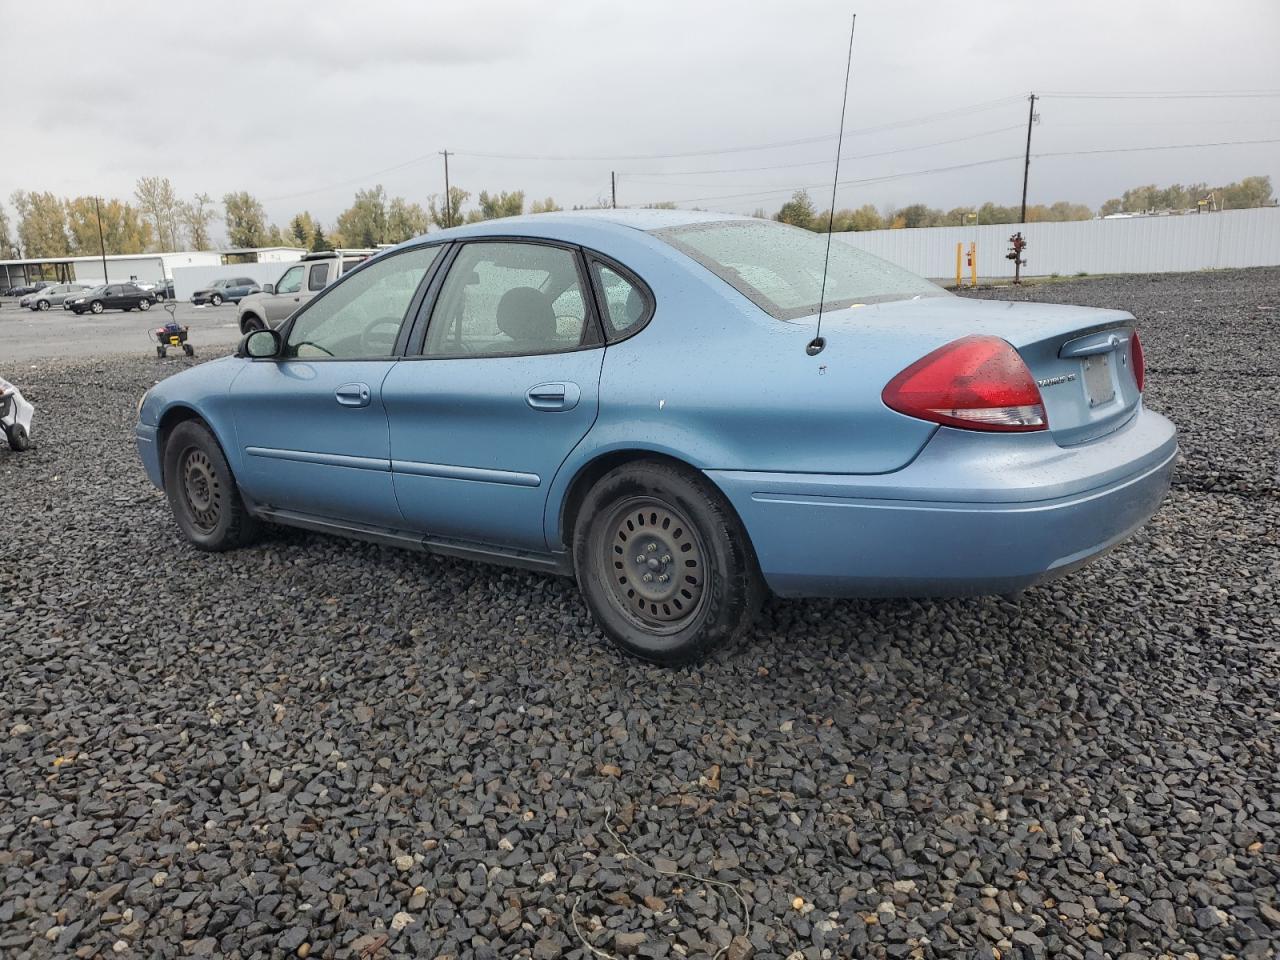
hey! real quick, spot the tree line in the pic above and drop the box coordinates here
[768,175,1274,232]
[0,173,1272,260]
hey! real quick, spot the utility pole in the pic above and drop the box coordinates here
[1019,92,1038,224]
[439,150,452,228]
[94,196,108,283]
[611,171,617,209]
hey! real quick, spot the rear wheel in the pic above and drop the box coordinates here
[163,420,259,551]
[573,460,763,665]
[5,423,29,452]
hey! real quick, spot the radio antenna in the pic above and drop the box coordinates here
[807,13,858,358]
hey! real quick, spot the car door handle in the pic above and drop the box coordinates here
[526,382,580,411]
[335,382,371,407]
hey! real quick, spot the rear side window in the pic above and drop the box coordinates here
[590,261,651,340]
[237,277,255,286]
[422,242,593,358]
[308,263,328,291]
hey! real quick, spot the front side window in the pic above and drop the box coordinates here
[423,242,592,358]
[276,264,304,295]
[653,219,946,320]
[284,246,439,359]
[307,263,328,291]
[591,262,650,338]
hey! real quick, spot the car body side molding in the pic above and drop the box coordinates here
[245,446,390,472]
[390,459,541,488]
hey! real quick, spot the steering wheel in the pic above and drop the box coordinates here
[360,317,402,355]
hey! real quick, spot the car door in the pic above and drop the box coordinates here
[382,239,605,552]
[228,245,442,527]
[266,264,306,324]
[103,284,126,308]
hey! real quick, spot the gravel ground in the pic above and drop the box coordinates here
[1,268,1277,960]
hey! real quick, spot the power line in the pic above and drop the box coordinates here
[1040,90,1280,100]
[450,95,1025,163]
[1036,136,1280,158]
[620,124,1024,179]
[262,151,439,202]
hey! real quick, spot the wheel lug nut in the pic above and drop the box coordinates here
[635,555,645,564]
[658,574,669,583]
[642,573,653,582]
[647,543,658,553]
[660,554,671,564]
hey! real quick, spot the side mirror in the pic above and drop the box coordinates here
[262,283,275,294]
[238,328,282,359]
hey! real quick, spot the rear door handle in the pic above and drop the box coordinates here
[526,381,580,411]
[335,382,371,407]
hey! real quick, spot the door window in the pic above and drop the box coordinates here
[276,265,304,295]
[423,242,592,357]
[307,263,329,291]
[591,262,651,339]
[284,246,439,360]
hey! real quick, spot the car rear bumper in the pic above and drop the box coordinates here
[708,406,1177,598]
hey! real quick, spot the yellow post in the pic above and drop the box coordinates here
[955,242,963,289]
[969,241,978,288]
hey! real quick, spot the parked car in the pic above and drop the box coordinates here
[24,283,89,310]
[135,211,1177,664]
[68,283,155,315]
[236,251,371,333]
[6,280,51,298]
[152,279,175,300]
[191,277,260,306]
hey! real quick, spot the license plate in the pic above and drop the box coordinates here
[1082,354,1115,407]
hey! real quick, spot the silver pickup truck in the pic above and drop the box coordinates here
[236,250,374,334]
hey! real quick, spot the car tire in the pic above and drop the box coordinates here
[139,298,152,311]
[90,301,104,314]
[573,460,763,665]
[36,300,49,311]
[5,423,30,452]
[163,420,259,552]
[240,313,265,334]
[210,293,223,306]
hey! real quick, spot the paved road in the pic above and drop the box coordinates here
[0,298,244,363]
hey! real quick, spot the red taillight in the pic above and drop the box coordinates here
[882,335,1047,432]
[1130,331,1145,392]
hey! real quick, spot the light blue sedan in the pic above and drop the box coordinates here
[135,211,1176,663]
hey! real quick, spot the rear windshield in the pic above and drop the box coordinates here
[653,219,946,320]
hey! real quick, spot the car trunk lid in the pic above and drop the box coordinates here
[800,295,1143,445]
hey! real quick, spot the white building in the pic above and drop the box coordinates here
[0,247,306,290]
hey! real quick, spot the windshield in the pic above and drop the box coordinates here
[653,219,946,320]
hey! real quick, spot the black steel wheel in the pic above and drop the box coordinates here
[163,420,259,551]
[574,460,763,665]
[5,423,29,452]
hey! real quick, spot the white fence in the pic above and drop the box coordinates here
[837,206,1280,281]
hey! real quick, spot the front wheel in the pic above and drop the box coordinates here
[573,460,763,665]
[210,293,223,306]
[240,313,265,334]
[90,301,104,314]
[5,423,30,452]
[163,420,259,551]
[139,298,152,311]
[36,300,49,311]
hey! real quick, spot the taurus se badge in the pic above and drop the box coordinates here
[1037,373,1078,388]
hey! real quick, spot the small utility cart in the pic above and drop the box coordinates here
[0,376,34,451]
[152,318,195,358]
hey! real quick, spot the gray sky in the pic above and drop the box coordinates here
[4,0,1278,238]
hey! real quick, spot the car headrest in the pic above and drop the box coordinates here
[496,287,555,342]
